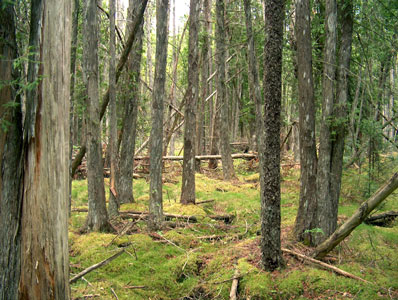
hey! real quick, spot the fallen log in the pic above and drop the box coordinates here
[282,248,370,284]
[196,199,215,205]
[312,172,398,260]
[134,153,257,161]
[70,250,125,284]
[364,211,398,227]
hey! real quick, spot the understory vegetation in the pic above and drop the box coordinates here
[69,154,398,299]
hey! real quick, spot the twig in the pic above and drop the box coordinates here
[70,250,125,284]
[281,248,371,284]
[110,288,119,300]
[124,285,147,289]
[229,268,240,300]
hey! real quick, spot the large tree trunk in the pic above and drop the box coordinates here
[261,0,285,271]
[181,0,200,205]
[118,0,145,204]
[83,0,109,231]
[19,1,72,298]
[316,0,338,244]
[216,0,235,180]
[313,172,398,259]
[108,0,119,217]
[293,0,318,245]
[0,3,23,298]
[149,0,169,230]
[329,0,354,221]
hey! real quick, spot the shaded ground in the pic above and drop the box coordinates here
[70,156,398,299]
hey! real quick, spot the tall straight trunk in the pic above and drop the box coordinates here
[19,1,72,298]
[197,0,211,158]
[181,0,200,205]
[216,0,235,180]
[0,3,23,298]
[146,3,154,89]
[108,0,119,217]
[70,0,79,146]
[293,0,318,245]
[243,0,264,174]
[169,0,176,156]
[83,0,109,231]
[261,0,284,271]
[119,0,145,204]
[329,0,353,220]
[316,0,337,244]
[149,0,169,230]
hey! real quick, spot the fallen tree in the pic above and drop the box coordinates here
[134,153,257,161]
[364,210,398,227]
[312,172,398,260]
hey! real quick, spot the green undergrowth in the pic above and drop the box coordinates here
[70,156,398,299]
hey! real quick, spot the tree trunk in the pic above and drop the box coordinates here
[243,0,264,195]
[83,0,109,231]
[149,0,169,230]
[293,0,318,245]
[329,0,353,222]
[261,0,285,271]
[118,0,145,204]
[70,0,148,178]
[181,0,200,205]
[313,172,398,259]
[19,1,72,298]
[197,0,211,160]
[0,3,23,298]
[316,0,338,244]
[216,0,235,180]
[108,0,119,217]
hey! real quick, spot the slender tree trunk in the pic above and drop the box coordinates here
[149,0,169,230]
[261,0,285,271]
[70,1,148,178]
[293,0,318,245]
[19,1,72,298]
[329,0,354,221]
[243,0,264,172]
[316,0,337,244]
[119,0,145,204]
[197,0,211,160]
[216,0,235,180]
[0,3,23,298]
[83,0,109,232]
[108,0,119,217]
[181,0,200,205]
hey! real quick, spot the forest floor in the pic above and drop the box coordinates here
[69,153,398,299]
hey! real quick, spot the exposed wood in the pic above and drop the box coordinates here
[313,172,398,259]
[110,288,119,300]
[364,211,398,226]
[229,268,239,300]
[70,250,125,284]
[282,248,370,284]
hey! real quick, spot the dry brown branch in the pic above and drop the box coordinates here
[69,250,125,284]
[282,248,370,284]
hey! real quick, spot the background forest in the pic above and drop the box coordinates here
[0,0,398,299]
